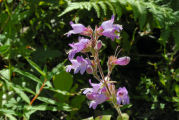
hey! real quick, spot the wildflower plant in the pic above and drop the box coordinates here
[66,15,130,119]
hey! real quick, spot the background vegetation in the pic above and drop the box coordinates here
[0,0,178,119]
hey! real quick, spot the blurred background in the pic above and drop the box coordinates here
[0,0,178,119]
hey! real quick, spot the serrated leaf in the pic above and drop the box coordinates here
[58,3,81,17]
[131,1,147,29]
[105,1,116,15]
[99,2,107,16]
[92,3,100,18]
[113,3,122,19]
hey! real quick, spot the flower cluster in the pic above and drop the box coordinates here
[65,15,130,112]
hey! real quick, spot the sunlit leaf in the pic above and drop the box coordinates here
[25,57,46,77]
[95,115,112,120]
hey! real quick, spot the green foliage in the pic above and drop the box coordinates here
[0,0,178,119]
[53,71,73,91]
[83,115,112,120]
[59,0,179,51]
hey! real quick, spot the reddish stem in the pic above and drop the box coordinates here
[30,78,47,105]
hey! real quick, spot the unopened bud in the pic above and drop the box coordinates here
[95,40,102,50]
[86,65,93,74]
[114,56,130,66]
[96,26,103,36]
[108,56,130,66]
[82,26,93,36]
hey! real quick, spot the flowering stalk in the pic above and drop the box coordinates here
[65,15,130,119]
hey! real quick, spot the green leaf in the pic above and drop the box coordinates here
[117,113,129,120]
[95,115,112,120]
[92,3,100,18]
[0,45,10,55]
[37,97,57,105]
[58,3,82,17]
[12,86,30,104]
[0,109,17,115]
[5,114,17,120]
[173,29,179,51]
[7,0,13,3]
[53,71,73,91]
[105,1,116,15]
[0,76,30,104]
[99,2,107,16]
[13,68,43,84]
[175,84,179,97]
[0,69,10,80]
[44,87,71,95]
[26,103,71,112]
[131,1,147,30]
[25,57,46,76]
[71,95,85,109]
[82,117,94,120]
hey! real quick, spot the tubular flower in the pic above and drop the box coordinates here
[66,22,93,37]
[108,56,130,66]
[83,80,108,109]
[68,37,90,60]
[66,56,91,75]
[116,87,129,105]
[98,15,123,40]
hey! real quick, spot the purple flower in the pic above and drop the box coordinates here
[86,65,93,74]
[99,15,122,40]
[89,94,107,109]
[66,22,93,37]
[66,22,86,37]
[95,40,102,50]
[68,37,90,60]
[116,87,129,105]
[66,56,91,75]
[108,56,130,66]
[114,56,130,66]
[83,80,108,109]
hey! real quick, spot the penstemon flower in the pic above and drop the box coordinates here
[83,80,109,109]
[97,15,123,40]
[65,15,130,119]
[108,56,130,66]
[116,87,130,105]
[66,56,91,75]
[66,21,93,37]
[68,37,90,60]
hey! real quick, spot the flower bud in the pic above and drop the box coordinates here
[82,26,93,37]
[114,56,130,66]
[96,26,103,36]
[95,40,102,50]
[86,65,93,74]
[108,56,130,66]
